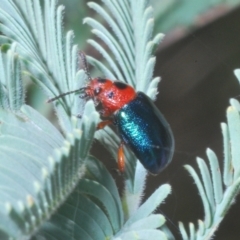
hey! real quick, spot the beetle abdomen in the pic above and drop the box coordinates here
[115,92,174,174]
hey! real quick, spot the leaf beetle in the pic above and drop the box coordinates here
[48,51,174,175]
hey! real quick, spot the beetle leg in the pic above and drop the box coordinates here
[97,119,112,130]
[117,142,125,173]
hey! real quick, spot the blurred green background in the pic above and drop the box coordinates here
[27,0,240,239]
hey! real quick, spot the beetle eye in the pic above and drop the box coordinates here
[94,87,101,95]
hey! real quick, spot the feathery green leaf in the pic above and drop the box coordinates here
[180,101,240,239]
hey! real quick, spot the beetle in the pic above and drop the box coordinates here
[48,51,174,175]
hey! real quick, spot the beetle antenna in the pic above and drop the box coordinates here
[46,88,85,103]
[47,51,91,103]
[79,51,92,82]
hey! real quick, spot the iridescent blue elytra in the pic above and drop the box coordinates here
[114,92,174,174]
